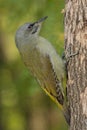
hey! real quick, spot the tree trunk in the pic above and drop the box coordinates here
[65,0,87,130]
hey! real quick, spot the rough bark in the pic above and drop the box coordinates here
[65,0,87,130]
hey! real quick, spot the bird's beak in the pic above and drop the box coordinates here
[31,16,48,34]
[37,16,48,23]
[33,16,48,26]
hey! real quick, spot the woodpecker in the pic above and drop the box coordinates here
[15,16,70,125]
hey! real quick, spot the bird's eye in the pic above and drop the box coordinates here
[28,23,34,29]
[28,25,32,29]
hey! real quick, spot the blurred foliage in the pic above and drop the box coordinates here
[0,0,68,130]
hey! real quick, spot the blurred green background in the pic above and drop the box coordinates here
[0,0,68,130]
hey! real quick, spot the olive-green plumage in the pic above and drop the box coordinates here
[15,17,70,125]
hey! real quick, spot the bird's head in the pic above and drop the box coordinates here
[15,16,48,47]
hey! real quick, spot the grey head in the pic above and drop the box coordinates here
[15,16,48,47]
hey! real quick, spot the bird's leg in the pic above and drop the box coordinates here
[64,45,80,63]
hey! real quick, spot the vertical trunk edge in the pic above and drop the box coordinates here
[65,0,87,130]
